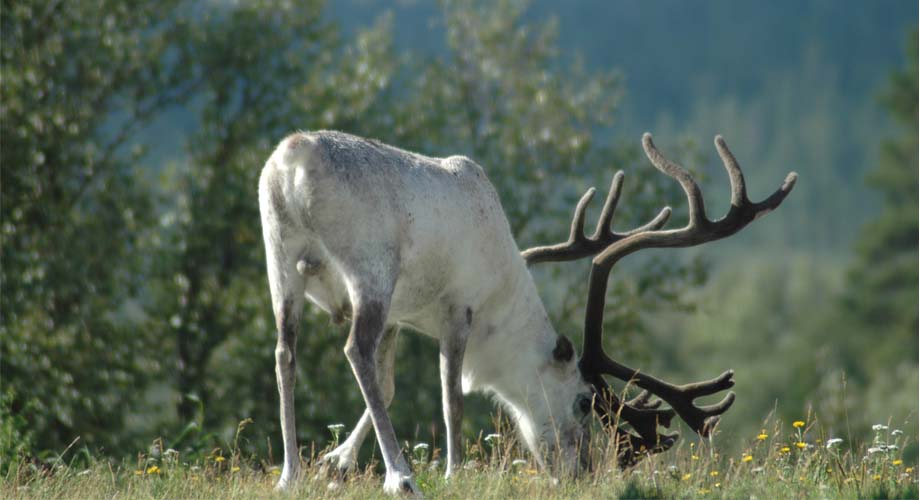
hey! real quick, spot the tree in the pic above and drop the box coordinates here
[834,29,918,431]
[0,0,194,455]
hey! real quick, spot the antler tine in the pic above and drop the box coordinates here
[714,135,748,206]
[580,132,798,439]
[570,187,596,242]
[641,133,708,227]
[593,172,625,238]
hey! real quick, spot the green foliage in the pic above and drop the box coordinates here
[0,388,35,472]
[0,0,192,454]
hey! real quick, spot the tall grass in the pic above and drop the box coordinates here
[4,413,916,499]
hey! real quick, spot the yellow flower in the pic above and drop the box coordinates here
[710,471,719,477]
[692,455,699,460]
[905,467,914,474]
[742,454,753,463]
[780,446,791,453]
[757,432,769,441]
[892,460,903,466]
[682,473,692,481]
[146,465,160,475]
[698,488,711,494]
[134,470,143,475]
[271,468,281,476]
[873,474,882,481]
[231,466,240,472]
[714,482,721,488]
[796,442,807,449]
[214,456,226,463]
[792,421,805,428]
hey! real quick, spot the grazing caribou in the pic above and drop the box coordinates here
[258,130,796,494]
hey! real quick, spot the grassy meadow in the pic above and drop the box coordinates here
[4,415,916,499]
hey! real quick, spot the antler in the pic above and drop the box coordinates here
[520,172,672,265]
[579,133,797,446]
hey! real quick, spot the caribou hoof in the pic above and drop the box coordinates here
[384,472,421,497]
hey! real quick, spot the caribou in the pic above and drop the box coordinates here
[258,130,796,494]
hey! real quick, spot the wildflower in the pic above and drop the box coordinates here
[872,424,889,432]
[327,423,346,433]
[698,488,711,494]
[214,456,226,463]
[231,466,240,473]
[134,470,143,475]
[757,432,769,441]
[742,455,753,463]
[682,473,692,481]
[413,443,430,453]
[826,438,844,449]
[891,429,904,437]
[146,465,161,475]
[714,482,721,488]
[867,447,885,454]
[796,442,806,449]
[710,471,719,477]
[692,455,699,460]
[512,459,528,468]
[886,444,899,450]
[752,466,764,474]
[906,467,914,474]
[892,460,903,466]
[271,468,281,476]
[780,446,791,453]
[873,474,882,481]
[484,433,501,444]
[792,421,805,428]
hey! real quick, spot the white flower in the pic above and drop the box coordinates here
[826,438,844,449]
[413,443,429,453]
[891,429,904,437]
[327,423,346,432]
[484,433,501,444]
[867,446,885,454]
[872,424,889,432]
[512,459,528,467]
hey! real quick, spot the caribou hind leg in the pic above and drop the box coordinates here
[320,326,400,477]
[342,287,419,495]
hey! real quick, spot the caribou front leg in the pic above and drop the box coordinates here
[343,297,418,495]
[439,306,472,476]
[321,326,400,476]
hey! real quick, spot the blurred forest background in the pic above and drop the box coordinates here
[2,0,917,468]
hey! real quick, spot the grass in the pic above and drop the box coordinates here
[3,417,917,499]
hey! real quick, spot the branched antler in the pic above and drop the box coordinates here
[531,133,796,457]
[579,133,796,450]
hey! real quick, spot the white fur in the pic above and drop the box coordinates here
[259,131,592,493]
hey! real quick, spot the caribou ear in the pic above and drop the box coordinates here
[552,335,574,363]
